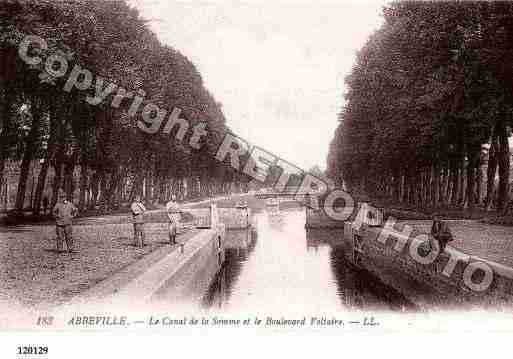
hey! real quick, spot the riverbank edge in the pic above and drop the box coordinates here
[343,222,513,310]
[60,224,226,313]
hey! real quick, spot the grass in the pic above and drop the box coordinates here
[361,196,510,223]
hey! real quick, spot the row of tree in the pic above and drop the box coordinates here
[1,0,251,214]
[327,1,513,212]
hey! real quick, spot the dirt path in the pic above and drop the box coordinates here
[0,193,252,311]
[0,211,197,310]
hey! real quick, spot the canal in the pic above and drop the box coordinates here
[203,207,415,313]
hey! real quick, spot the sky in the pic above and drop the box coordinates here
[130,0,385,170]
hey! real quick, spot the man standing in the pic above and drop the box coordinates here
[165,195,181,245]
[131,195,146,247]
[53,192,78,253]
[430,214,454,252]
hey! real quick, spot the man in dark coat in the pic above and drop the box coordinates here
[131,195,146,247]
[53,192,78,253]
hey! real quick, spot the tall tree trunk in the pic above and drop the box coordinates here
[466,161,475,209]
[467,146,482,209]
[15,110,43,212]
[408,172,414,205]
[440,164,448,205]
[497,124,510,211]
[97,171,109,206]
[476,164,483,206]
[461,158,468,209]
[445,166,453,204]
[433,163,440,206]
[78,164,88,211]
[89,170,100,208]
[144,170,152,203]
[399,173,405,203]
[129,171,143,201]
[51,161,63,208]
[476,152,483,206]
[419,170,425,206]
[404,174,409,204]
[416,172,422,207]
[154,174,163,204]
[458,159,465,206]
[104,168,121,209]
[0,89,15,195]
[63,160,75,201]
[452,162,460,206]
[0,159,5,208]
[443,167,451,204]
[32,158,50,215]
[32,114,57,215]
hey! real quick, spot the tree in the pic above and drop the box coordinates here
[327,1,513,213]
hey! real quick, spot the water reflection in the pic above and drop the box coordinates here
[329,245,415,311]
[204,209,414,312]
[305,228,344,251]
[203,228,257,308]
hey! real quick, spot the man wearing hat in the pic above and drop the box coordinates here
[430,213,454,252]
[165,195,181,245]
[52,191,78,253]
[131,195,146,247]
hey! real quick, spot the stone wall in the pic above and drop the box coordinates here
[189,207,253,229]
[343,222,513,309]
[305,207,345,228]
[65,225,226,310]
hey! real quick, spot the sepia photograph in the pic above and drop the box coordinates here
[1,0,513,356]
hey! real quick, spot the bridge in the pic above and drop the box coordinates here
[254,187,320,199]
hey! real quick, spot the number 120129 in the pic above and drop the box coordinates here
[17,346,48,355]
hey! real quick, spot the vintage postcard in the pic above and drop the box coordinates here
[1,0,512,357]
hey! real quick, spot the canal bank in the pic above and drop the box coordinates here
[62,200,262,313]
[343,219,513,309]
[59,201,264,314]
[62,204,228,311]
[304,203,513,309]
[64,224,226,310]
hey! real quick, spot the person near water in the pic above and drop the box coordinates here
[165,195,181,245]
[131,195,146,247]
[52,192,78,253]
[430,214,454,252]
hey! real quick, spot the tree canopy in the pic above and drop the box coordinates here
[327,1,513,212]
[0,0,251,214]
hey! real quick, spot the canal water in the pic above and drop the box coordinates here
[203,208,415,313]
